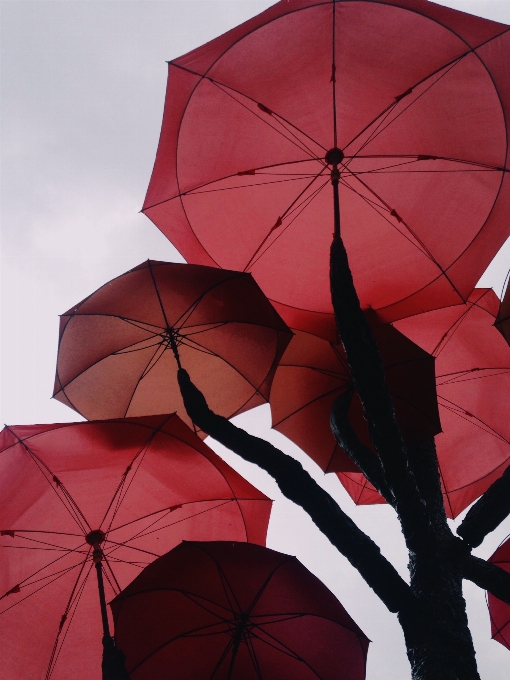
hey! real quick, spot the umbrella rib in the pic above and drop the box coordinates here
[45,562,94,680]
[247,627,325,680]
[121,344,167,417]
[44,557,91,679]
[0,541,89,598]
[437,367,510,386]
[0,556,87,615]
[211,80,323,161]
[167,62,324,155]
[272,385,344,427]
[107,500,235,539]
[350,55,481,159]
[144,158,323,211]
[187,174,323,196]
[338,172,463,301]
[344,39,478,154]
[4,426,91,535]
[172,271,246,330]
[245,175,330,271]
[438,397,509,444]
[101,418,173,532]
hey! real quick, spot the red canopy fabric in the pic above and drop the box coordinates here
[143,0,510,323]
[53,261,291,433]
[270,324,440,472]
[488,537,510,650]
[111,541,369,680]
[0,416,271,680]
[338,289,510,518]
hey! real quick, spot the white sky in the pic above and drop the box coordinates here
[1,1,509,678]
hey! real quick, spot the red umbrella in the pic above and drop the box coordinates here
[495,272,510,345]
[487,536,510,650]
[143,0,510,323]
[0,415,271,680]
[111,541,369,680]
[270,324,440,472]
[53,261,291,433]
[339,289,510,518]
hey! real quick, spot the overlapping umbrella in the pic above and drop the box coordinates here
[0,415,271,679]
[339,289,510,518]
[143,0,510,323]
[270,324,440,473]
[111,541,369,680]
[53,261,291,433]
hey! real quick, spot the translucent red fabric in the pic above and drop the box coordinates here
[0,416,271,680]
[339,289,510,518]
[488,537,510,650]
[144,0,510,323]
[270,324,440,472]
[111,541,369,680]
[53,261,291,431]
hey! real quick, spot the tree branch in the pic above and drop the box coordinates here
[178,368,413,614]
[330,390,395,506]
[330,237,429,547]
[457,464,510,548]
[463,554,510,605]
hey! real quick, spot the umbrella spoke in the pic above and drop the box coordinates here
[46,562,94,680]
[5,427,91,535]
[438,396,509,444]
[245,176,330,271]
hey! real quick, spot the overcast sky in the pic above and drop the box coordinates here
[1,1,509,679]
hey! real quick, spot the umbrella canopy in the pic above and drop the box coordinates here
[270,324,440,472]
[487,537,510,651]
[53,261,292,433]
[111,541,369,680]
[339,289,510,518]
[495,273,510,345]
[0,415,271,680]
[143,0,510,323]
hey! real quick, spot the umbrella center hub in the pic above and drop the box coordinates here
[325,147,344,166]
[85,529,105,546]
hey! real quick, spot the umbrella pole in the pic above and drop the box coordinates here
[325,147,343,238]
[89,539,131,680]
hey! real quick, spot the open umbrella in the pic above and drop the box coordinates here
[270,324,440,472]
[143,0,510,324]
[53,261,291,433]
[0,415,271,680]
[339,289,510,518]
[111,541,369,680]
[487,536,510,651]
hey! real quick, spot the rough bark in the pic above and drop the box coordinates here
[457,464,510,548]
[330,237,430,550]
[330,236,481,679]
[177,368,412,614]
[330,390,395,505]
[463,555,510,605]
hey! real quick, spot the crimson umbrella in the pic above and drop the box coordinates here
[270,324,440,472]
[111,541,369,680]
[0,415,271,680]
[143,0,510,324]
[53,261,291,433]
[487,536,510,651]
[339,289,510,518]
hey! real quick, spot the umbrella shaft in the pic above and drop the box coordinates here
[332,175,340,238]
[95,561,111,638]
